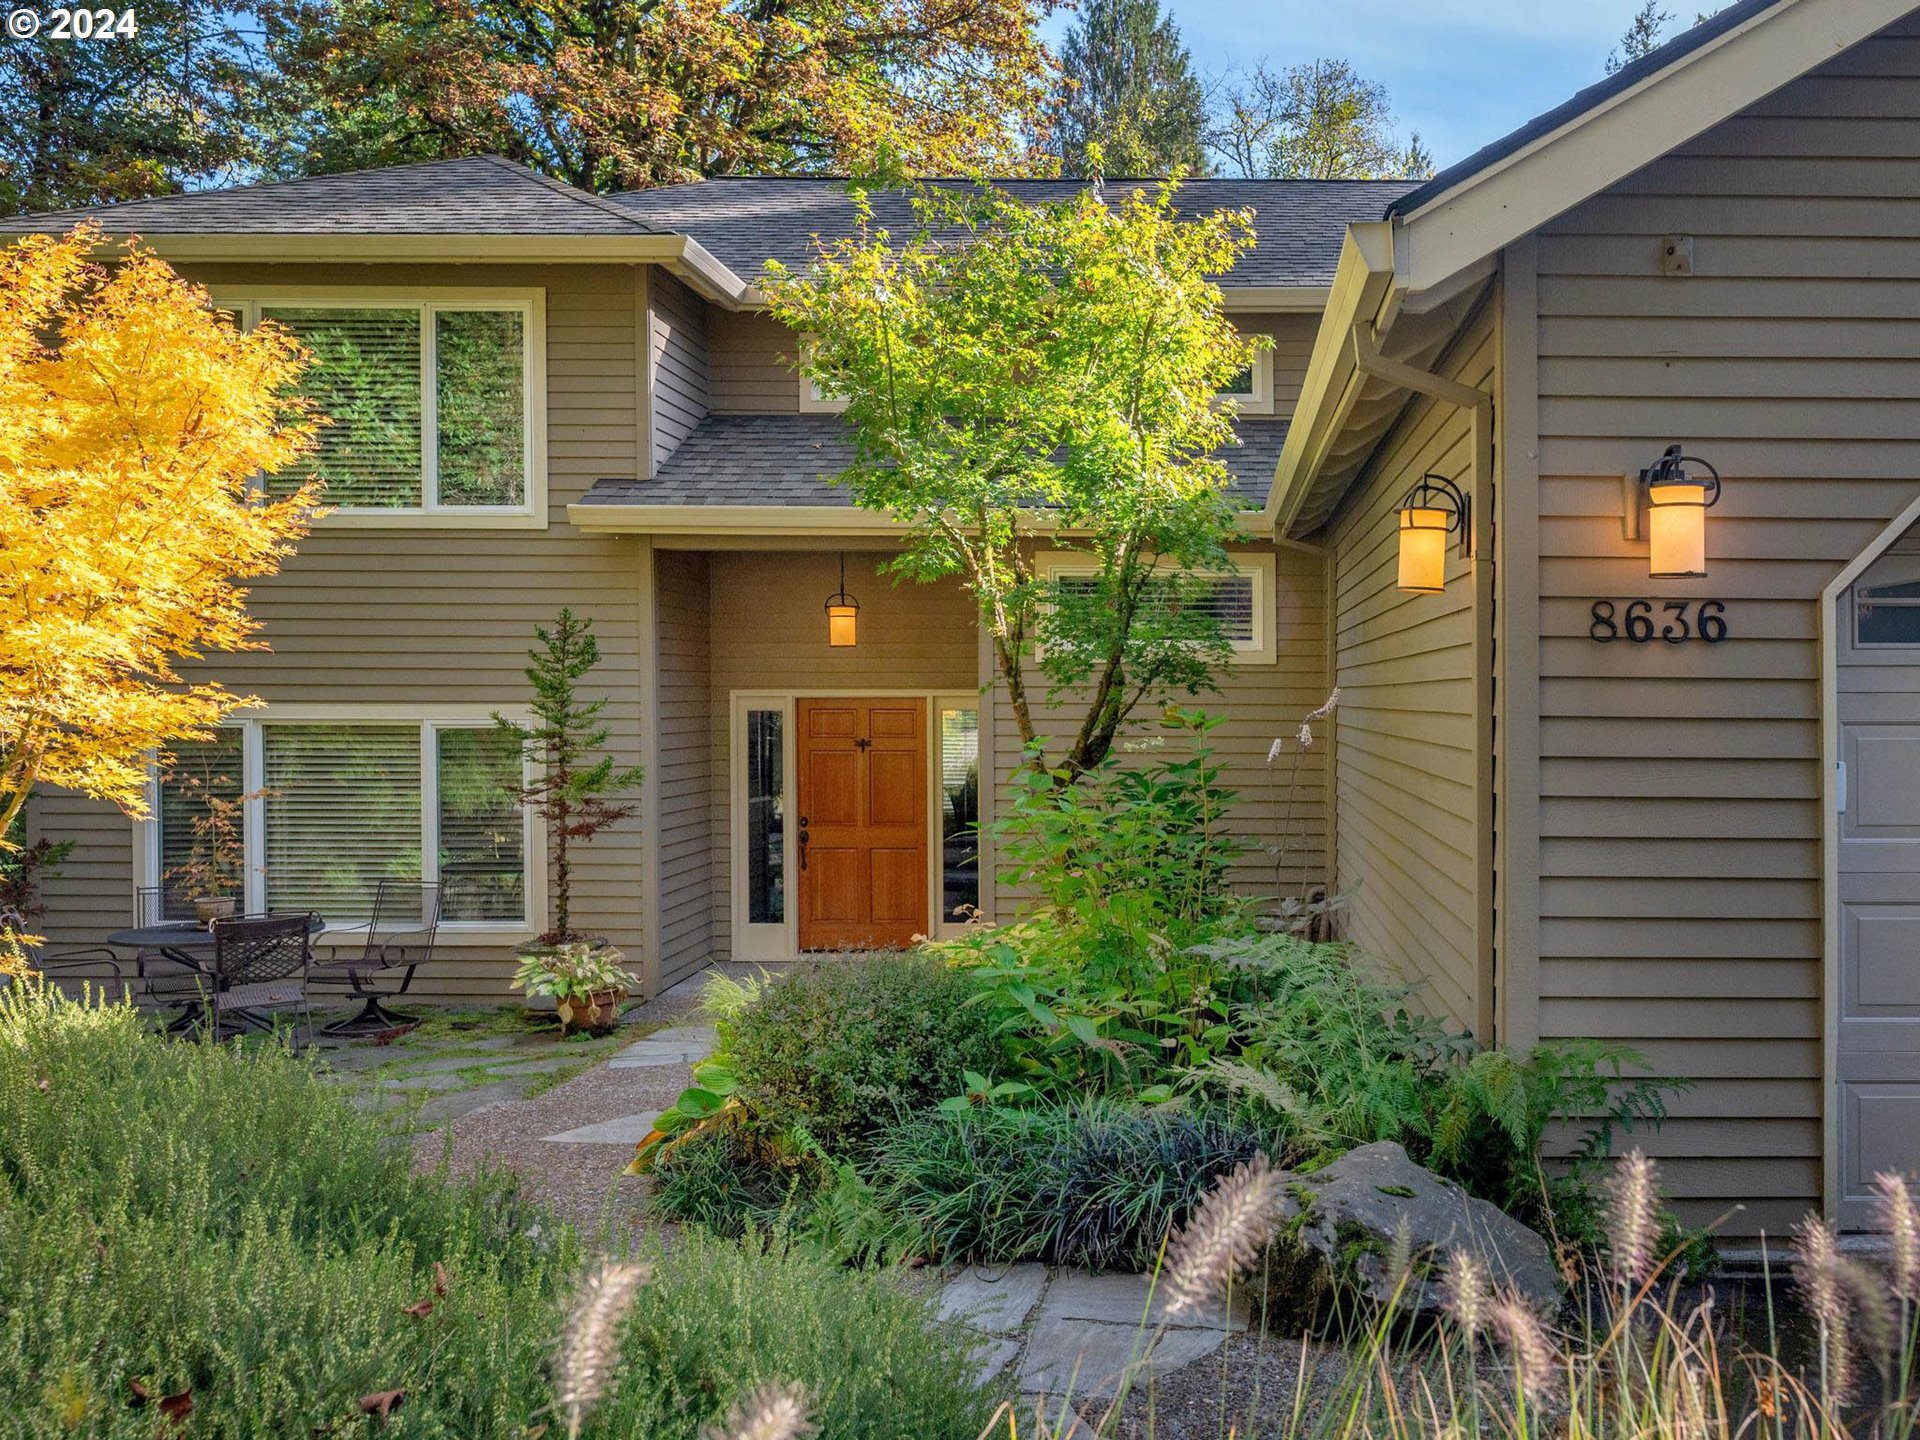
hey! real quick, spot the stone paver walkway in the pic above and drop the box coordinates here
[939,1262,1246,1404]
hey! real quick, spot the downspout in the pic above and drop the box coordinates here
[1349,320,1500,1047]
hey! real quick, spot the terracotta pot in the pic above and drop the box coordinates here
[193,896,237,925]
[555,987,626,1037]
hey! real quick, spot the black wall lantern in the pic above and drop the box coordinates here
[1625,444,1721,579]
[1395,473,1472,594]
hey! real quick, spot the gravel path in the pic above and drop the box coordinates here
[412,964,757,1243]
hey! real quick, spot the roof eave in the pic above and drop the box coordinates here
[568,501,1274,538]
[0,228,757,305]
[1391,0,1919,294]
[1262,223,1401,533]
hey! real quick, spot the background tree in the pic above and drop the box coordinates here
[1050,0,1207,177]
[250,0,1061,191]
[0,0,264,212]
[763,182,1264,780]
[0,228,317,850]
[1607,1,1675,73]
[1208,58,1432,179]
[494,609,644,945]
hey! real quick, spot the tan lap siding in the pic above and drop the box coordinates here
[984,543,1332,911]
[655,551,715,988]
[27,263,647,1001]
[1533,18,1920,1231]
[1326,311,1494,1033]
[650,271,710,468]
[704,552,979,958]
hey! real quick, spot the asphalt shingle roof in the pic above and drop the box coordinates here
[608,178,1419,287]
[5,156,659,236]
[580,413,1289,511]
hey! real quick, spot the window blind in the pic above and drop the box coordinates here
[436,726,526,922]
[1053,572,1257,646]
[264,725,422,919]
[436,311,526,506]
[263,307,425,508]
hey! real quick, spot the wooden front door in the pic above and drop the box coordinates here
[797,698,928,950]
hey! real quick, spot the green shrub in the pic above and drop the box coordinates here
[727,952,1002,1146]
[649,1115,803,1237]
[0,984,996,1437]
[599,1229,991,1440]
[0,983,565,1437]
[864,1100,1266,1269]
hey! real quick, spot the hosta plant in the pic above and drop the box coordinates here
[511,941,638,1035]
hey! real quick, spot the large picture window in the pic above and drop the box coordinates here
[151,717,532,932]
[218,291,544,522]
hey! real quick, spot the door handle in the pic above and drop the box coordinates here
[798,816,809,871]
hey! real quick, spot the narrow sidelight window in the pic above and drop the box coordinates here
[745,709,785,925]
[940,707,979,922]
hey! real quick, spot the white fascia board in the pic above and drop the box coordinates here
[568,503,1274,538]
[1395,0,1919,294]
[1262,222,1401,531]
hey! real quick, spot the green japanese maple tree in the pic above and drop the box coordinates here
[762,179,1267,779]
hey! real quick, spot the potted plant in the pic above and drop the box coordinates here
[495,608,645,980]
[164,772,258,925]
[511,941,639,1036]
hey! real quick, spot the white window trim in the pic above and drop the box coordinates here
[1844,551,1920,664]
[796,335,848,414]
[137,704,547,946]
[213,286,549,529]
[1034,549,1278,664]
[1216,348,1274,416]
[727,691,980,961]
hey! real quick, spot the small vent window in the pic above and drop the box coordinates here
[1049,569,1262,652]
[1857,577,1920,647]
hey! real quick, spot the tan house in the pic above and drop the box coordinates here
[12,0,1920,1230]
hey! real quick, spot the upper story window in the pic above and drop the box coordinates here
[218,290,547,527]
[1037,550,1278,664]
[796,335,847,413]
[1216,348,1273,415]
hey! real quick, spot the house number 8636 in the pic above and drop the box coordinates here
[1590,599,1728,644]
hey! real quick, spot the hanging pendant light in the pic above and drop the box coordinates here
[825,553,860,647]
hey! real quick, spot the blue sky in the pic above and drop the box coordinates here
[1042,1,1685,170]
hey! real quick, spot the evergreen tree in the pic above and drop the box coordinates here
[1607,1,1674,73]
[1052,0,1207,177]
[495,610,644,945]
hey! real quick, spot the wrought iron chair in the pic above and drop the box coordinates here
[129,883,219,1009]
[202,913,315,1042]
[1,906,131,992]
[307,879,445,1035]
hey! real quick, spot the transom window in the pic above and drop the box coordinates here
[218,292,546,524]
[149,716,533,931]
[1037,551,1277,662]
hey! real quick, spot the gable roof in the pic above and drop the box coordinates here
[1382,0,1920,294]
[1383,0,1787,222]
[5,155,657,236]
[1265,0,1920,532]
[607,177,1419,290]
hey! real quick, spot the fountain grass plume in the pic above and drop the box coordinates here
[557,1259,651,1440]
[1161,1154,1284,1318]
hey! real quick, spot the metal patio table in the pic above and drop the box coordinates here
[106,916,323,1033]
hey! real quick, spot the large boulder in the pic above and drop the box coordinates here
[1256,1141,1562,1325]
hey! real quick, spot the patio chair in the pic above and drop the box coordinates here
[307,879,444,1035]
[202,913,315,1042]
[0,906,131,993]
[130,884,219,1009]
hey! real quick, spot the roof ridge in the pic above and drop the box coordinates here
[473,154,658,232]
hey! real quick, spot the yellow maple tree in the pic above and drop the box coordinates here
[0,226,320,854]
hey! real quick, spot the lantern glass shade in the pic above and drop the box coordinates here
[827,601,859,647]
[1397,507,1452,594]
[1647,481,1711,578]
